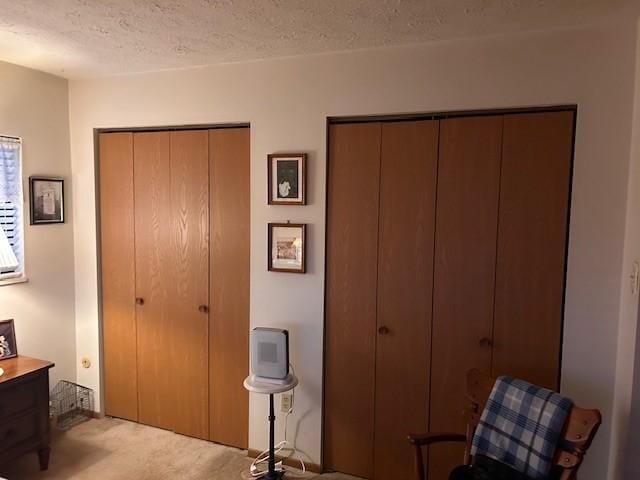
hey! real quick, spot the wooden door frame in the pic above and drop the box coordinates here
[93,122,250,419]
[321,105,577,472]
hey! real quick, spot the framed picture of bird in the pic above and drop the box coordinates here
[268,153,306,205]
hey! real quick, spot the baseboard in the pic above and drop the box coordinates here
[90,410,102,419]
[247,448,321,474]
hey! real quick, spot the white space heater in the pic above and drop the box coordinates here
[250,327,289,384]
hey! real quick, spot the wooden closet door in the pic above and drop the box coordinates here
[209,127,250,448]
[134,130,209,437]
[493,111,574,389]
[99,132,138,422]
[374,120,439,480]
[168,130,210,439]
[429,116,503,479]
[324,122,382,479]
[134,132,174,431]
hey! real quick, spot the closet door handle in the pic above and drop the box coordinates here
[198,305,209,314]
[479,337,493,348]
[135,297,145,306]
[378,326,390,336]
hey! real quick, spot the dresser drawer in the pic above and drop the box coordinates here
[0,411,38,452]
[0,378,38,420]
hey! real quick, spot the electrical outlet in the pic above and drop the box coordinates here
[81,356,91,369]
[281,393,293,413]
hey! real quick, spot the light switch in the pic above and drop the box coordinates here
[631,261,640,296]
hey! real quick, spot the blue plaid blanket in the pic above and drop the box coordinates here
[470,376,573,479]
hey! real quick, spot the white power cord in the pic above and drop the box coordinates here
[249,365,306,477]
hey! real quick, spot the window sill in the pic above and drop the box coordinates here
[0,275,28,287]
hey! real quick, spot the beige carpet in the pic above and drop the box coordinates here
[1,418,358,480]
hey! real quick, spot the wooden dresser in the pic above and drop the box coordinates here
[0,356,54,471]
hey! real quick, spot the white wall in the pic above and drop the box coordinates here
[623,307,640,477]
[0,61,76,388]
[614,18,640,480]
[69,24,638,479]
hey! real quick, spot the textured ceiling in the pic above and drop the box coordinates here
[0,0,638,78]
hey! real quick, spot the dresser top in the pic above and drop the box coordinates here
[0,355,54,384]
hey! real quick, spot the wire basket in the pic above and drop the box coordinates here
[50,380,94,429]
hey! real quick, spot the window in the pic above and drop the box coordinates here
[0,136,24,280]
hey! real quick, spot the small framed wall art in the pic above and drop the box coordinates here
[268,223,306,273]
[268,153,306,205]
[0,319,17,360]
[30,176,65,225]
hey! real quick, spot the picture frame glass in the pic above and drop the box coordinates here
[0,319,17,360]
[31,178,64,224]
[271,156,303,203]
[271,225,304,270]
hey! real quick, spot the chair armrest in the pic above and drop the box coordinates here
[407,432,467,446]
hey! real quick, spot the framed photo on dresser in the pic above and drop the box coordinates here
[268,153,306,205]
[0,319,17,360]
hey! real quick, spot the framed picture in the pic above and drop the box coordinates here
[0,319,17,360]
[268,153,306,205]
[30,177,64,225]
[268,223,306,273]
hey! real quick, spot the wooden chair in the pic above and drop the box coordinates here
[407,370,602,480]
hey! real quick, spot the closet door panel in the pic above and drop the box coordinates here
[209,127,250,448]
[324,122,382,479]
[169,130,210,439]
[493,111,574,389]
[99,132,138,422]
[429,116,503,480]
[134,132,175,431]
[374,120,439,480]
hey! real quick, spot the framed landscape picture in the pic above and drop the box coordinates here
[30,177,64,225]
[0,319,17,360]
[268,223,306,273]
[268,153,306,205]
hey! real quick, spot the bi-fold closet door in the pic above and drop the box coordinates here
[325,120,439,480]
[428,116,503,479]
[429,112,574,478]
[99,127,249,447]
[133,130,209,439]
[324,111,574,480]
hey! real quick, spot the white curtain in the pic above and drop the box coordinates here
[0,136,23,275]
[0,226,18,272]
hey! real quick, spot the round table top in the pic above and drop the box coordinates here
[243,374,298,394]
